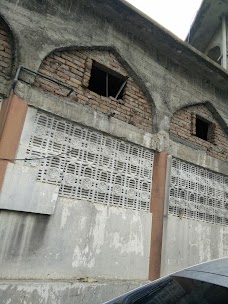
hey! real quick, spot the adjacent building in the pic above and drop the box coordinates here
[187,0,228,70]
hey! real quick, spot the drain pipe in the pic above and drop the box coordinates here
[222,16,227,69]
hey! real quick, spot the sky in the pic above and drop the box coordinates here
[126,0,203,40]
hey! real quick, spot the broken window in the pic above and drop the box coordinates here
[88,61,127,99]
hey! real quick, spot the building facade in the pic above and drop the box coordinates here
[0,0,227,303]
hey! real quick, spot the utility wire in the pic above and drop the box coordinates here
[0,149,73,162]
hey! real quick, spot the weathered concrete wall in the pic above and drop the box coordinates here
[0,106,152,281]
[0,103,152,302]
[0,198,151,280]
[0,0,227,302]
[0,163,58,214]
[161,215,228,276]
[161,155,228,276]
[0,280,145,304]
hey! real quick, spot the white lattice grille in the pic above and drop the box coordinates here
[169,158,228,225]
[25,111,154,211]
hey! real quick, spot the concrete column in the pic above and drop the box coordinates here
[0,94,28,190]
[222,16,227,69]
[149,151,168,281]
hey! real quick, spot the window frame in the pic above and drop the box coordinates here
[82,58,128,101]
[191,112,216,144]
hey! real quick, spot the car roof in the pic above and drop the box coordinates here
[103,258,228,303]
[173,257,228,288]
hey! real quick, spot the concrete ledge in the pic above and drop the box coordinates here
[15,82,160,151]
[0,279,146,304]
[15,82,228,175]
[168,139,228,175]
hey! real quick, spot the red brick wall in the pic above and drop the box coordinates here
[0,20,13,77]
[170,104,228,162]
[34,49,153,131]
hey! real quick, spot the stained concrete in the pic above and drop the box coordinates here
[0,197,151,281]
[161,215,228,276]
[0,0,227,303]
[0,163,58,214]
[0,280,146,304]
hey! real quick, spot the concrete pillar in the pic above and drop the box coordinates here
[222,16,227,69]
[0,94,28,189]
[149,151,168,281]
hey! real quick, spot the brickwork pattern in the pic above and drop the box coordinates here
[34,50,153,131]
[0,20,13,76]
[170,104,228,162]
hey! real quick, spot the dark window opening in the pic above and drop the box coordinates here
[196,116,210,141]
[88,62,127,99]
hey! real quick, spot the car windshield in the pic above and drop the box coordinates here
[111,276,228,304]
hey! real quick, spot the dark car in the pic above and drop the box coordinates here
[103,258,228,304]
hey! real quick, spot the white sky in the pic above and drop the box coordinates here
[126,0,203,40]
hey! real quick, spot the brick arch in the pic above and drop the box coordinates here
[0,16,15,77]
[170,103,228,162]
[34,47,153,132]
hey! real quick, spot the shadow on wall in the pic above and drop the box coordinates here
[0,210,50,261]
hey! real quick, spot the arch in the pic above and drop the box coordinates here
[169,102,228,162]
[0,14,17,78]
[171,101,228,135]
[39,45,155,109]
[34,46,155,132]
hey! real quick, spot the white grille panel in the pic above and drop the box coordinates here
[25,111,154,211]
[169,158,228,225]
